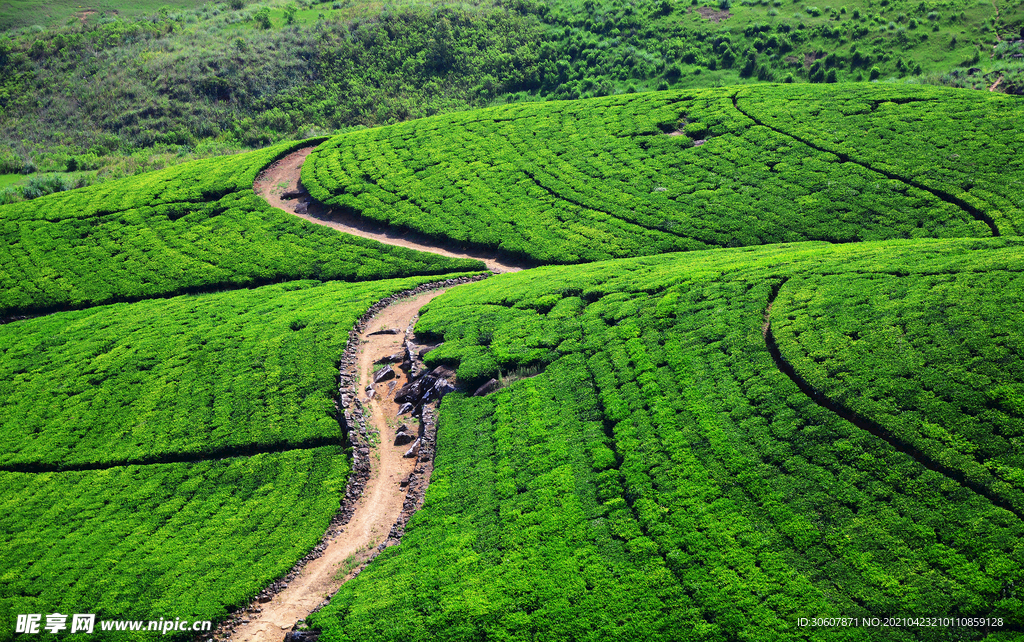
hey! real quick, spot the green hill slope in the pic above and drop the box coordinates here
[772,269,1024,513]
[0,274,478,469]
[0,273,480,640]
[0,140,483,317]
[309,238,1024,641]
[0,448,347,641]
[303,85,1019,264]
[1,0,1019,178]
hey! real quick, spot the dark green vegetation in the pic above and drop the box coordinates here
[0,139,483,317]
[0,0,1020,179]
[0,273,480,639]
[311,238,1024,641]
[303,85,1018,263]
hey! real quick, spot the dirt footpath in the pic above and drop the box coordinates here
[225,290,448,642]
[254,147,522,274]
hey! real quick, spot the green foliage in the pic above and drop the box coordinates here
[254,7,272,29]
[773,270,1024,512]
[0,139,483,316]
[303,86,1011,265]
[0,447,348,641]
[2,0,1017,173]
[0,273,481,638]
[734,84,1024,235]
[0,3,546,171]
[0,274,473,468]
[0,172,94,204]
[313,238,1024,640]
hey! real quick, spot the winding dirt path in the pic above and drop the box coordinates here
[255,147,523,274]
[226,289,450,642]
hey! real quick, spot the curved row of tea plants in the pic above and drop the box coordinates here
[309,237,1024,641]
[302,85,1014,265]
[771,269,1024,514]
[0,447,347,642]
[0,273,480,470]
[0,139,483,317]
[734,84,1024,236]
[0,272,484,641]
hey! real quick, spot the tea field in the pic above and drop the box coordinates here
[0,272,484,639]
[303,85,1019,264]
[2,83,1024,641]
[311,238,1024,641]
[0,448,347,640]
[0,139,483,317]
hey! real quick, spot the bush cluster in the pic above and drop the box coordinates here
[303,86,1010,265]
[311,238,1024,640]
[0,139,483,316]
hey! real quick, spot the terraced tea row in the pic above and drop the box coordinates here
[772,270,1024,515]
[302,86,1020,265]
[734,85,1024,236]
[0,273,483,640]
[310,238,1024,641]
[0,140,483,317]
[0,274,479,469]
[0,448,346,642]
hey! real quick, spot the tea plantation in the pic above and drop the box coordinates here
[310,238,1024,641]
[0,273,483,639]
[0,448,347,640]
[0,139,483,317]
[0,275,487,469]
[303,85,1019,264]
[2,83,1024,642]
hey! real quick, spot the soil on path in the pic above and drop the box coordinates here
[255,147,523,274]
[225,290,449,642]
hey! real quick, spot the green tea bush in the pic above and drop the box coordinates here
[734,84,1024,235]
[0,140,483,316]
[311,238,1024,640]
[304,86,1010,265]
[0,447,347,641]
[773,270,1024,512]
[0,274,477,469]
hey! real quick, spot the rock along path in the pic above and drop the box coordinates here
[254,146,523,274]
[223,288,452,642]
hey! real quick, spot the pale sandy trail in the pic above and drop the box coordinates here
[255,147,522,274]
[226,290,448,642]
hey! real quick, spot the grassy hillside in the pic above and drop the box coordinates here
[2,77,1022,640]
[302,85,1018,264]
[0,0,208,29]
[0,448,347,641]
[0,0,1020,178]
[309,238,1024,641]
[0,139,483,317]
[0,273,479,640]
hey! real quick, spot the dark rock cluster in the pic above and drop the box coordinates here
[195,274,487,642]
